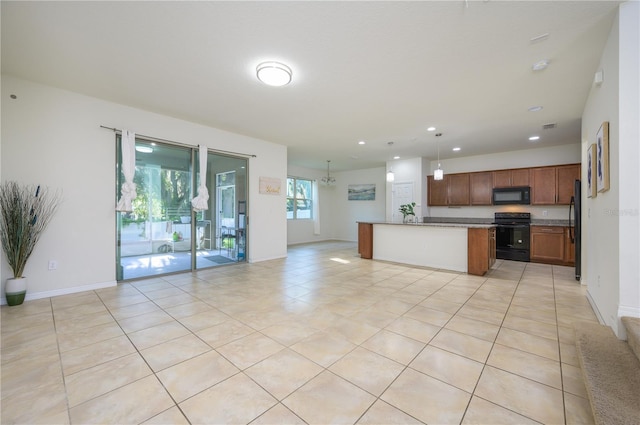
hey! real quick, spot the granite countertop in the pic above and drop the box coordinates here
[531,220,571,227]
[425,217,572,227]
[359,221,495,229]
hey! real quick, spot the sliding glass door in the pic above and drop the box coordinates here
[116,138,248,281]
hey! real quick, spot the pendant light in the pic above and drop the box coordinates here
[321,160,336,186]
[434,132,444,180]
[386,169,395,182]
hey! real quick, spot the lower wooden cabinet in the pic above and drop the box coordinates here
[358,222,373,259]
[468,227,496,276]
[530,225,574,266]
[564,227,576,265]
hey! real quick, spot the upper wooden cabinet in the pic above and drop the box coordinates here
[427,163,579,207]
[427,173,470,206]
[531,164,580,205]
[427,175,448,206]
[557,164,581,204]
[448,174,470,206]
[470,172,493,205]
[493,168,530,188]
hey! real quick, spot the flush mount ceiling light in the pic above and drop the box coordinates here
[256,61,292,86]
[358,140,366,145]
[529,135,540,141]
[320,160,336,186]
[393,156,400,159]
[532,60,549,71]
[427,126,436,132]
[528,106,543,112]
[452,147,461,152]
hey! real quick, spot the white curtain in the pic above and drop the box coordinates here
[191,144,209,212]
[116,130,137,212]
[313,180,320,235]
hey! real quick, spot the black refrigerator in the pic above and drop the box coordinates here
[569,180,581,280]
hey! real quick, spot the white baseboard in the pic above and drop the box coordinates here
[0,280,117,305]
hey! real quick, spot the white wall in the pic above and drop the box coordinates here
[581,1,640,336]
[427,144,581,175]
[385,157,424,222]
[286,165,386,244]
[1,75,287,301]
[617,0,640,330]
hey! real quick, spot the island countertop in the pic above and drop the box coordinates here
[357,221,495,229]
[357,222,496,275]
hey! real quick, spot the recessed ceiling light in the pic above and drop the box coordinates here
[427,126,436,132]
[528,106,543,112]
[532,60,549,71]
[452,147,461,152]
[393,156,400,159]
[358,141,366,145]
[529,136,540,141]
[256,61,292,86]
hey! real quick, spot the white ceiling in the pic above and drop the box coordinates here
[1,1,620,172]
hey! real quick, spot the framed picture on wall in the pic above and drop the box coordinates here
[587,143,597,198]
[596,121,610,193]
[348,184,375,201]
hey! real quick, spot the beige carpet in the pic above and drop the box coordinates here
[574,321,640,425]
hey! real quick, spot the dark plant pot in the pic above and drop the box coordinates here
[6,291,26,306]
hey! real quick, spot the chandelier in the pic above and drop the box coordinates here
[321,160,336,186]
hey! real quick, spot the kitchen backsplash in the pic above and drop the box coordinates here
[425,205,570,221]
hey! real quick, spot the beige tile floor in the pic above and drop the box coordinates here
[1,241,598,424]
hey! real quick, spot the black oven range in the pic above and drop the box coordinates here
[493,212,531,262]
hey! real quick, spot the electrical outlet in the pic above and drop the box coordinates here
[48,260,58,271]
[542,210,548,217]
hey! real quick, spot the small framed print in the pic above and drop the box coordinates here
[596,121,610,193]
[587,144,596,198]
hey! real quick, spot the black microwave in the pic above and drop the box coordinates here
[492,186,531,205]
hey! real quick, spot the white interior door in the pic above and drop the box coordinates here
[392,182,414,222]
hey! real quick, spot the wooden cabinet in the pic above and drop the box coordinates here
[531,167,558,204]
[531,164,581,205]
[531,225,576,265]
[564,227,576,266]
[427,175,448,206]
[493,168,530,188]
[468,227,496,276]
[427,174,470,206]
[470,172,493,205]
[358,222,373,259]
[448,174,470,206]
[557,164,581,204]
[530,225,565,264]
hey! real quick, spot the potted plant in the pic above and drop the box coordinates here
[0,182,60,306]
[399,202,417,223]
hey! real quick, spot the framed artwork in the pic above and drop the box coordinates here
[348,184,375,201]
[259,177,281,195]
[596,121,610,193]
[587,144,597,198]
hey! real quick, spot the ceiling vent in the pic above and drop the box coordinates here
[542,123,557,130]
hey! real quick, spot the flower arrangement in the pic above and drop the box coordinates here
[0,182,61,278]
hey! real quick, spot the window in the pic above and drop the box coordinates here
[287,177,313,219]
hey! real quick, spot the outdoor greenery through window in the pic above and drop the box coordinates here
[287,177,313,219]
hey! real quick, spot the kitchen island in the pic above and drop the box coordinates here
[357,222,496,276]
